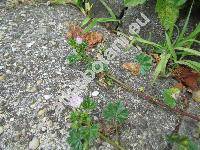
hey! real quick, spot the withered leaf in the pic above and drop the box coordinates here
[122,63,140,76]
[172,66,200,91]
[67,25,103,48]
[84,32,103,48]
[67,25,84,39]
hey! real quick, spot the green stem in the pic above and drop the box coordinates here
[99,133,125,150]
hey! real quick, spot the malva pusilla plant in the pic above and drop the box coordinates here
[67,96,128,150]
[66,20,200,122]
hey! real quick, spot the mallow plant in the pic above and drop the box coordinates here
[67,96,128,150]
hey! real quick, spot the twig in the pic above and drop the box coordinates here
[99,133,125,150]
[105,73,200,122]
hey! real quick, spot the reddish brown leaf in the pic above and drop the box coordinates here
[84,32,103,48]
[192,90,200,102]
[174,82,185,91]
[150,53,161,64]
[67,25,84,39]
[122,63,140,76]
[172,66,200,91]
[67,25,103,48]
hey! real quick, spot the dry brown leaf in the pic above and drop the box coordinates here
[84,32,103,48]
[192,90,200,102]
[174,82,185,91]
[67,25,103,48]
[67,25,84,39]
[172,66,200,91]
[0,74,5,81]
[122,62,140,76]
[96,72,108,89]
[150,53,161,64]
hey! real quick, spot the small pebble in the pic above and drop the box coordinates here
[0,66,4,70]
[43,95,52,100]
[41,126,47,132]
[10,118,14,121]
[29,137,40,150]
[0,75,5,81]
[0,126,4,135]
[92,91,99,97]
[26,41,35,48]
[37,108,46,117]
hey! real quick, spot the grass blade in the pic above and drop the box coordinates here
[175,47,200,56]
[134,36,163,49]
[176,1,193,43]
[165,32,177,60]
[176,60,200,72]
[152,53,171,82]
[95,18,119,23]
[84,18,119,33]
[84,18,98,33]
[178,39,200,46]
[99,0,117,19]
[81,16,91,27]
[186,23,200,40]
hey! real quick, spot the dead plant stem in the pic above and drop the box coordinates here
[105,73,200,122]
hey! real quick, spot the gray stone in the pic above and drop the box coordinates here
[91,0,124,18]
[91,0,124,30]
[120,0,165,43]
[0,2,191,150]
[0,125,4,135]
[29,137,40,150]
[174,102,200,149]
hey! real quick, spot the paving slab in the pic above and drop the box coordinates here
[120,0,165,43]
[0,3,182,150]
[173,102,200,149]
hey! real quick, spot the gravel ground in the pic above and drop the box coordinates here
[0,3,198,150]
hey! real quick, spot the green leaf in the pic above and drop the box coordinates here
[50,0,66,5]
[167,133,199,150]
[175,0,187,7]
[165,32,177,60]
[176,2,193,44]
[81,97,97,110]
[153,53,171,82]
[186,23,200,40]
[103,101,128,124]
[68,123,99,150]
[156,0,179,33]
[88,124,99,141]
[66,54,81,64]
[175,47,200,57]
[80,124,99,140]
[124,0,146,7]
[135,53,152,75]
[100,0,117,19]
[70,111,80,123]
[67,128,83,150]
[163,88,180,108]
[84,18,119,33]
[178,39,200,47]
[81,16,91,27]
[176,60,200,72]
[134,36,163,49]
